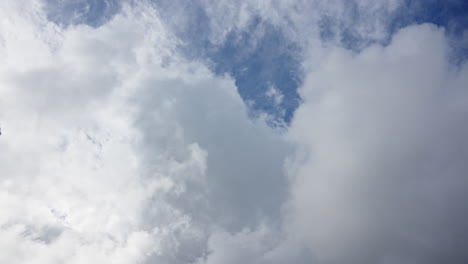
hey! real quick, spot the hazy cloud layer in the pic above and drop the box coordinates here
[1,0,468,263]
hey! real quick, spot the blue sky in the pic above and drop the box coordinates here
[1,1,468,263]
[44,0,468,125]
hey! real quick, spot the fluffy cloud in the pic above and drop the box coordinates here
[1,0,468,263]
[0,1,291,263]
[289,24,468,264]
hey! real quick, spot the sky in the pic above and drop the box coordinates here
[0,0,467,263]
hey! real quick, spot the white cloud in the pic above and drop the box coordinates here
[153,0,406,57]
[0,4,170,260]
[0,1,292,263]
[1,1,468,263]
[288,24,468,264]
[266,86,284,106]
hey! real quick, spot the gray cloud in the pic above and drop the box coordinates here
[288,24,468,264]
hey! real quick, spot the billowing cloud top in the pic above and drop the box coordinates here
[1,1,467,263]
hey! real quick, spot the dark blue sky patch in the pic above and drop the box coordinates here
[389,0,468,37]
[44,0,121,28]
[318,1,394,51]
[389,0,468,65]
[319,0,468,57]
[159,7,303,126]
[43,0,304,126]
[134,1,304,126]
[42,0,468,126]
[196,18,301,126]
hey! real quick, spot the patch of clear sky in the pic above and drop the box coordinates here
[45,0,468,126]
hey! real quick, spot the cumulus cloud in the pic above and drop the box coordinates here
[0,1,291,263]
[289,24,468,264]
[1,0,468,263]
